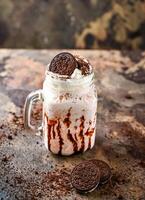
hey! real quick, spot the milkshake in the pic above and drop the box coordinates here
[43,53,97,155]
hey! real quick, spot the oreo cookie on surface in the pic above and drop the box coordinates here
[90,159,111,184]
[49,52,77,76]
[71,160,100,193]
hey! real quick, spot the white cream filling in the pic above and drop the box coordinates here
[71,68,84,79]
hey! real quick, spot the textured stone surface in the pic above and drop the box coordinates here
[0,49,145,200]
[0,1,145,49]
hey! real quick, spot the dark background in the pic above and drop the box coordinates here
[0,0,145,49]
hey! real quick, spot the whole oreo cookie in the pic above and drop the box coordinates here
[71,160,100,193]
[90,160,111,184]
[49,52,77,76]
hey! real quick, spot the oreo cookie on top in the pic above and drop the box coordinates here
[49,52,92,77]
[49,52,77,76]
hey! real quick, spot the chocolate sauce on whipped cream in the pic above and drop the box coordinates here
[49,52,91,77]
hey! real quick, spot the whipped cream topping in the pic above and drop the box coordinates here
[71,68,83,79]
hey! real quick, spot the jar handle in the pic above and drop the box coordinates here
[24,89,43,132]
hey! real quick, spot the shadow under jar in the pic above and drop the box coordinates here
[24,69,97,156]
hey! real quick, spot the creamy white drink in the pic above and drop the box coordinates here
[43,54,97,155]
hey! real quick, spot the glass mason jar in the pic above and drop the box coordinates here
[24,69,97,156]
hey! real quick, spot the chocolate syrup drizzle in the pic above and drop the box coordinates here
[45,114,51,151]
[85,128,95,136]
[63,118,71,128]
[45,114,64,153]
[57,120,64,155]
[67,129,78,152]
[48,119,57,142]
[45,110,94,154]
[85,128,95,149]
[79,115,85,152]
[63,107,72,128]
